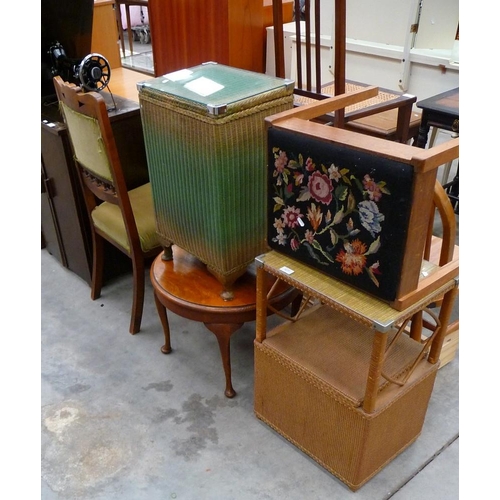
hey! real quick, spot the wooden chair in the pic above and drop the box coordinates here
[407,180,459,360]
[53,76,166,334]
[271,0,420,143]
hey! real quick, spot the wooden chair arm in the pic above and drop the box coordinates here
[266,86,379,125]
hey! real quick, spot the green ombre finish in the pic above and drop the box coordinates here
[139,63,294,285]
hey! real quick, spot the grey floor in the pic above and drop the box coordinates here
[41,242,459,499]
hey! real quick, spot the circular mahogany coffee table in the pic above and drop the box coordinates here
[150,247,301,398]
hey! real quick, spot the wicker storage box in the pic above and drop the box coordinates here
[138,63,294,299]
[254,305,439,491]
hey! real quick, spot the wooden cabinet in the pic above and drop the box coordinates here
[91,0,121,69]
[148,0,264,75]
[41,116,91,283]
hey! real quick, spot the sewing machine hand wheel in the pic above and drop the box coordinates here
[78,53,111,92]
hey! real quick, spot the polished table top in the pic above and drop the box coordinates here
[417,87,459,119]
[415,87,459,210]
[416,87,459,145]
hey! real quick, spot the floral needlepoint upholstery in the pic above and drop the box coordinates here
[267,128,415,301]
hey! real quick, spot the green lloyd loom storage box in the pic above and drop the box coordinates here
[138,63,294,299]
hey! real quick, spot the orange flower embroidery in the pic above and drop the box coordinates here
[335,239,367,276]
[307,203,323,231]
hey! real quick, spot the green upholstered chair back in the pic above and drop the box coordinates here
[60,101,114,184]
[52,76,148,254]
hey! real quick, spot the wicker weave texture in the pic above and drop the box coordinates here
[140,88,293,286]
[294,82,398,112]
[263,306,426,407]
[254,322,438,490]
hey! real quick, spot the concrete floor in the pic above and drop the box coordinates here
[41,245,459,500]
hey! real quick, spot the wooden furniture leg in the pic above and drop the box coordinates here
[125,4,134,56]
[150,248,300,398]
[155,292,172,354]
[396,100,413,143]
[428,284,459,364]
[410,310,424,342]
[362,330,388,413]
[115,1,126,57]
[333,0,346,128]
[204,323,244,398]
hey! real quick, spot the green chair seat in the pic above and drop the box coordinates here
[92,183,159,254]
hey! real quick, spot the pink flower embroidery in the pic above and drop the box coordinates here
[308,171,333,205]
[273,218,286,233]
[282,206,302,228]
[305,157,315,172]
[305,229,315,244]
[275,150,288,173]
[363,174,382,202]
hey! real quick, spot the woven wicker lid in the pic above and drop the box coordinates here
[263,305,424,408]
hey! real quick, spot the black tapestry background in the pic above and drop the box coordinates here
[267,127,415,301]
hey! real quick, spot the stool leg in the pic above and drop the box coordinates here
[441,161,453,185]
[125,6,134,56]
[428,285,459,364]
[204,322,243,398]
[410,310,424,342]
[428,126,439,148]
[116,3,126,57]
[363,330,388,413]
[442,130,459,185]
[154,292,172,354]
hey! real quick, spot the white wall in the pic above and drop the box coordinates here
[266,0,459,101]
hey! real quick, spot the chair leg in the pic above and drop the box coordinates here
[91,232,104,300]
[129,254,145,334]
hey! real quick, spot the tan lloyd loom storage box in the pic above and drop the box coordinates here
[138,63,294,299]
[254,307,439,491]
[253,251,458,491]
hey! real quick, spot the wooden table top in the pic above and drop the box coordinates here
[417,87,459,117]
[151,246,297,319]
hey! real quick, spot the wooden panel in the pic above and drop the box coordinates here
[263,0,293,27]
[41,120,93,284]
[92,0,122,69]
[228,0,265,74]
[149,0,264,75]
